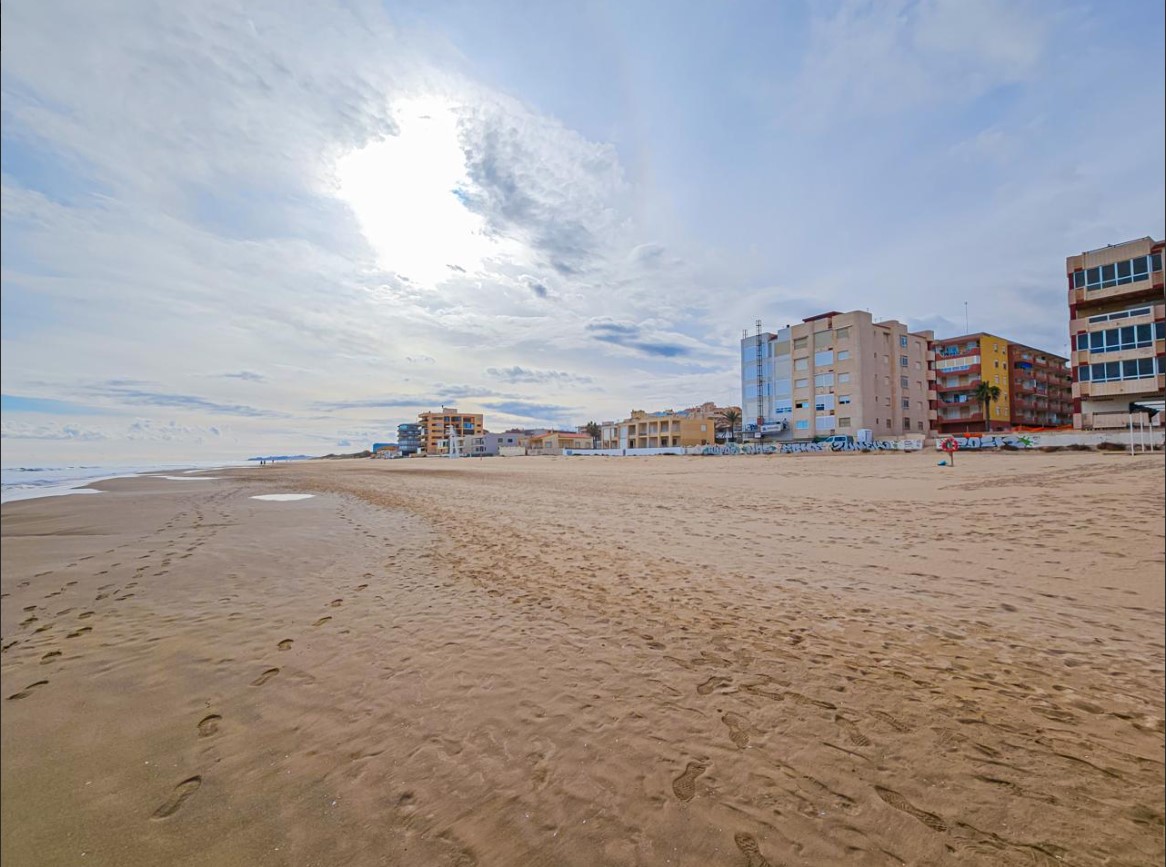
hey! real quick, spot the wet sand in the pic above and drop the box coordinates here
[2,452,1163,866]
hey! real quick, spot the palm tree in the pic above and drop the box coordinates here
[584,420,602,446]
[974,381,1001,432]
[718,407,742,443]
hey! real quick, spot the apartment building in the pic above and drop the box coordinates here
[1067,237,1165,429]
[418,408,484,456]
[397,422,423,456]
[1007,344,1072,428]
[931,334,1011,431]
[741,311,933,440]
[932,333,1071,432]
[599,409,716,449]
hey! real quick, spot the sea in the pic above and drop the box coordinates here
[0,461,255,504]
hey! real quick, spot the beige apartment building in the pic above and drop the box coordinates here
[1066,237,1165,429]
[741,311,933,440]
[418,408,484,455]
[599,409,716,449]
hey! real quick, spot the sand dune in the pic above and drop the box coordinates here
[2,452,1163,866]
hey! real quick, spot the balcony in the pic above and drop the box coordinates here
[1071,274,1163,308]
[936,379,980,393]
[1077,374,1166,399]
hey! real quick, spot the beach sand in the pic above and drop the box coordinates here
[2,452,1163,866]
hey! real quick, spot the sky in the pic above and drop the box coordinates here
[2,0,1163,464]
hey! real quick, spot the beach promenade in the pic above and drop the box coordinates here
[2,452,1163,866]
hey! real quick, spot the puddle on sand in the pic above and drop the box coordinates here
[250,494,315,502]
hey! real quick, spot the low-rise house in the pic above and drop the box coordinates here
[528,430,596,455]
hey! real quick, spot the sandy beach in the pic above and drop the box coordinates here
[2,452,1163,866]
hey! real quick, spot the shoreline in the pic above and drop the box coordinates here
[3,453,1163,866]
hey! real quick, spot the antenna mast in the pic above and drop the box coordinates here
[755,319,764,432]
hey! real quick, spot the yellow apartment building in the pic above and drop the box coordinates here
[599,409,716,449]
[418,408,484,455]
[931,333,1012,432]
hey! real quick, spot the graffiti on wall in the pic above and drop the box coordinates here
[934,434,1038,450]
[699,439,923,455]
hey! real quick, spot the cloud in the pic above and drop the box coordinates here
[217,370,266,382]
[787,0,1049,126]
[485,366,593,385]
[92,383,285,418]
[454,94,629,273]
[482,400,574,422]
[125,418,224,442]
[585,319,694,358]
[1,420,108,441]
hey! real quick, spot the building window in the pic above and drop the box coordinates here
[903,417,910,429]
[839,394,852,405]
[918,421,924,431]
[1078,322,1162,354]
[794,358,808,371]
[899,335,908,348]
[815,415,836,430]
[814,350,834,367]
[795,400,809,409]
[902,398,910,409]
[839,373,851,383]
[795,420,809,430]
[886,419,892,428]
[793,337,808,349]
[838,350,850,361]
[795,378,809,388]
[838,417,851,427]
[814,373,834,387]
[816,395,835,411]
[900,376,909,388]
[899,355,908,367]
[1075,254,1160,290]
[1086,306,1152,324]
[1080,357,1159,382]
[836,327,850,340]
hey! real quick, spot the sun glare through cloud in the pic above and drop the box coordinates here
[335,96,520,288]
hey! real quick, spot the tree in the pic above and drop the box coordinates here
[974,381,1001,432]
[718,407,742,442]
[584,420,602,445]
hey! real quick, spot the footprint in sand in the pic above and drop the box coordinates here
[278,639,293,651]
[7,680,49,701]
[834,714,872,747]
[66,627,92,638]
[330,599,343,608]
[697,676,731,696]
[251,668,280,687]
[313,616,332,627]
[870,710,912,733]
[41,650,62,664]
[197,714,222,737]
[874,786,948,832]
[671,762,708,801]
[722,713,752,749]
[355,584,368,591]
[734,832,772,867]
[151,776,202,819]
